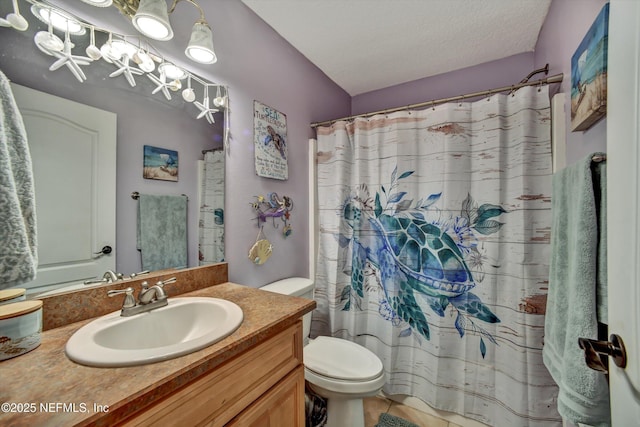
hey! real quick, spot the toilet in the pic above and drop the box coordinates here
[261,277,385,427]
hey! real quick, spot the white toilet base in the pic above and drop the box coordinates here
[326,396,365,427]
[308,380,383,427]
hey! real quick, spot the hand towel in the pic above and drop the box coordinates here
[0,70,37,289]
[136,194,187,271]
[542,152,609,426]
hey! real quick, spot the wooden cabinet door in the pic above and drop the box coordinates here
[227,365,305,427]
[120,322,303,427]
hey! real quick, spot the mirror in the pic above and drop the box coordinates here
[0,0,226,295]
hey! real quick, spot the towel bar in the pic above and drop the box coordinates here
[131,192,188,201]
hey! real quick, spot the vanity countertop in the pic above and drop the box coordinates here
[0,282,315,427]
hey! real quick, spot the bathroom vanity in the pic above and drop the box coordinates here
[0,265,315,426]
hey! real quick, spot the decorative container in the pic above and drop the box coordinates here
[0,300,43,361]
[0,288,26,306]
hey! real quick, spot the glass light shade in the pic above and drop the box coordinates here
[31,5,85,35]
[79,0,113,7]
[185,22,217,64]
[132,0,173,41]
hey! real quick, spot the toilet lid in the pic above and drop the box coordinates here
[304,336,383,381]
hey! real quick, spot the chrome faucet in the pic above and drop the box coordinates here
[103,270,122,283]
[108,277,177,317]
[84,270,123,285]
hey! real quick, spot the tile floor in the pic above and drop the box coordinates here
[364,396,463,427]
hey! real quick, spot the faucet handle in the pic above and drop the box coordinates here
[154,277,177,300]
[156,277,177,288]
[84,277,107,285]
[128,270,150,279]
[107,287,136,309]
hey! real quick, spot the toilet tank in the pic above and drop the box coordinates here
[261,277,314,341]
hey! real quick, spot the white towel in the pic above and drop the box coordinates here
[543,153,609,426]
[0,70,37,289]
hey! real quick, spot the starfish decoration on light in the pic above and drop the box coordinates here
[46,31,92,83]
[147,69,173,101]
[194,86,219,124]
[109,55,144,87]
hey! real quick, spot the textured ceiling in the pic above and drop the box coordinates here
[241,0,552,96]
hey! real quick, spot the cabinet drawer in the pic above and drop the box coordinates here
[120,321,303,427]
[227,365,305,427]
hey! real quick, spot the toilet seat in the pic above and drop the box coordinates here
[305,336,383,381]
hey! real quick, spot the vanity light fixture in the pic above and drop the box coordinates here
[7,1,226,126]
[132,0,172,41]
[108,0,217,64]
[185,20,216,64]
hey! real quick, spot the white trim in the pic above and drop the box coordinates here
[309,138,317,280]
[607,0,640,423]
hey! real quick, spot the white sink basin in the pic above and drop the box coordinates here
[65,297,243,367]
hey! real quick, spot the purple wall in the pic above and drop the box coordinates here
[1,0,609,290]
[534,0,608,165]
[209,2,350,286]
[353,0,608,167]
[0,1,350,287]
[0,12,223,277]
[352,52,536,115]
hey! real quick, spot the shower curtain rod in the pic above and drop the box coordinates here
[310,72,564,128]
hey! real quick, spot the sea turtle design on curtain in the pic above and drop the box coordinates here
[338,166,505,357]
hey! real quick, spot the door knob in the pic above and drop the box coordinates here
[93,245,113,257]
[578,334,627,373]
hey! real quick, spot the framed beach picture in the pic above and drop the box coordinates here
[254,100,288,180]
[571,3,609,132]
[143,145,179,182]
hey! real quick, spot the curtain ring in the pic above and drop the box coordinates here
[487,90,492,101]
[431,100,436,111]
[538,80,543,92]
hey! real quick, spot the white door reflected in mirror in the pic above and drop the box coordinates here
[11,83,117,294]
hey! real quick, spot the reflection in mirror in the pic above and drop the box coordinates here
[0,0,227,296]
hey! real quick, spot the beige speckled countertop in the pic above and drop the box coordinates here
[0,282,315,427]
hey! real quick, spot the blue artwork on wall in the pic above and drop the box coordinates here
[571,3,609,131]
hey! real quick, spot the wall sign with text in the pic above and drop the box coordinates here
[254,100,288,180]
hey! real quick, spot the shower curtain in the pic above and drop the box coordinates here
[313,86,561,426]
[198,150,225,264]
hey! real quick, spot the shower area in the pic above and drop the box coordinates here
[309,70,564,426]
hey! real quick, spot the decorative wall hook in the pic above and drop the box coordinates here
[250,192,294,236]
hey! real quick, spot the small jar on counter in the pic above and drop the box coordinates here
[0,299,43,361]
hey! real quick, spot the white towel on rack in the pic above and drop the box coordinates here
[0,70,37,289]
